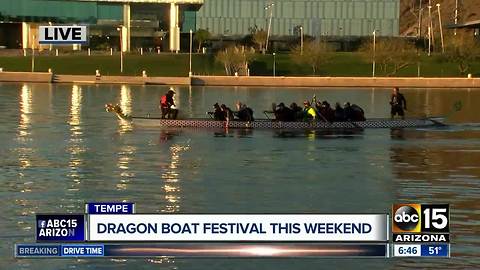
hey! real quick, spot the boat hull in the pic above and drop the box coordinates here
[129,118,440,129]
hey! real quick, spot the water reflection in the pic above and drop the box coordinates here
[274,129,364,139]
[407,89,479,122]
[116,145,136,191]
[213,128,253,138]
[67,85,85,193]
[389,129,480,265]
[160,132,189,213]
[17,84,33,169]
[13,84,37,240]
[188,86,193,118]
[119,85,133,133]
[116,85,136,191]
[160,145,181,213]
[369,88,376,115]
[159,130,182,143]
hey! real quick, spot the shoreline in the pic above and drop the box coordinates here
[0,71,479,88]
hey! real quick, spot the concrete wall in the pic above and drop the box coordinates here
[54,75,189,85]
[1,72,479,88]
[0,71,52,82]
[191,76,480,88]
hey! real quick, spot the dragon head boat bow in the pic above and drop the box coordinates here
[105,103,132,121]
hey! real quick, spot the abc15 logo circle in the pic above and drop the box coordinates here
[392,204,449,233]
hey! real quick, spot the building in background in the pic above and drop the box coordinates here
[447,20,480,37]
[196,0,400,37]
[0,0,202,52]
[0,0,400,52]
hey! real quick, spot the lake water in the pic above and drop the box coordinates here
[0,83,479,269]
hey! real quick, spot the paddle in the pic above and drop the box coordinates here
[446,100,463,118]
[263,102,276,120]
[310,94,330,123]
[427,100,463,126]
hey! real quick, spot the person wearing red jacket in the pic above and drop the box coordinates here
[160,88,178,119]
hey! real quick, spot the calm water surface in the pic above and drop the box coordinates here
[0,83,479,269]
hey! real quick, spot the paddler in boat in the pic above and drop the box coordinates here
[390,87,407,120]
[220,104,235,121]
[235,102,254,121]
[273,102,295,122]
[334,102,345,122]
[160,87,178,119]
[290,103,303,121]
[320,101,335,122]
[210,103,225,120]
[350,103,366,121]
[303,100,317,121]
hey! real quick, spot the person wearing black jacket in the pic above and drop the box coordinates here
[235,102,254,121]
[211,103,225,120]
[390,87,407,119]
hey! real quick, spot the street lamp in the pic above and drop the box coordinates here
[437,3,445,53]
[189,29,193,76]
[454,0,458,35]
[428,2,434,48]
[31,35,35,72]
[428,26,432,56]
[117,26,124,73]
[300,26,304,55]
[418,0,423,37]
[273,53,276,77]
[265,2,274,52]
[372,30,376,77]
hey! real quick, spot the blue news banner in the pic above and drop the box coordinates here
[86,202,135,214]
[36,214,85,242]
[421,244,449,257]
[19,203,391,258]
[16,244,104,257]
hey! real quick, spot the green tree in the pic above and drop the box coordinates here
[194,29,211,53]
[359,38,418,76]
[216,46,255,75]
[290,40,335,75]
[441,31,480,75]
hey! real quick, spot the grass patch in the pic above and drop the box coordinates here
[0,52,478,77]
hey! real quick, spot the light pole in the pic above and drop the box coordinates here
[418,0,423,37]
[31,35,35,72]
[189,29,193,76]
[273,52,276,77]
[454,0,458,35]
[428,26,432,56]
[372,30,376,77]
[428,2,434,48]
[265,2,274,52]
[117,26,124,73]
[300,26,304,55]
[437,4,445,53]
